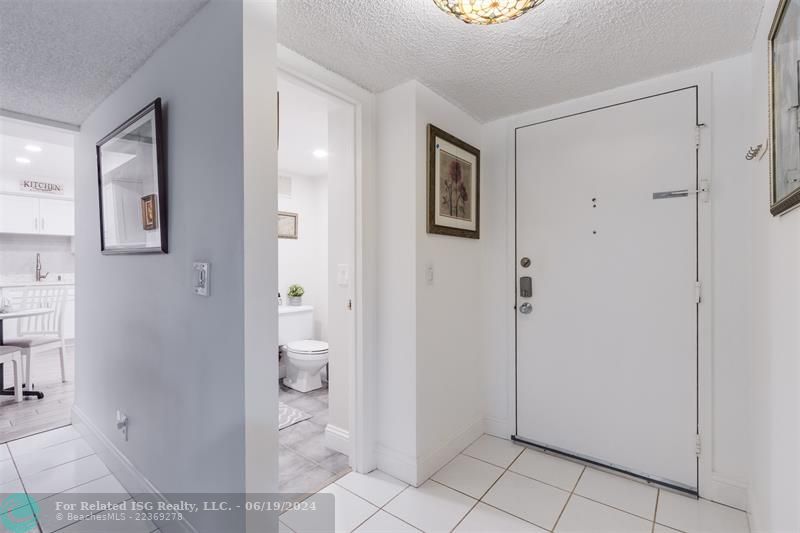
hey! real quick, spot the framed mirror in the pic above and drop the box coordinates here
[769,0,800,215]
[96,98,167,254]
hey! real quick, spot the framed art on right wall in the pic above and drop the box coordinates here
[427,124,480,238]
[769,0,800,215]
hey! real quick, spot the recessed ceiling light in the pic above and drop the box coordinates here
[312,149,328,159]
[24,144,42,153]
[15,157,31,164]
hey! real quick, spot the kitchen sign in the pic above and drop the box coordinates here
[20,180,64,195]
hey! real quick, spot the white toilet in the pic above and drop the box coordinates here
[278,305,329,393]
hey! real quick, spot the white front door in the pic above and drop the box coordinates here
[515,88,699,491]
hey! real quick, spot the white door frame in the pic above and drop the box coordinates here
[277,45,378,473]
[503,70,724,500]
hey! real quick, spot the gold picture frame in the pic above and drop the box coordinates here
[141,194,157,231]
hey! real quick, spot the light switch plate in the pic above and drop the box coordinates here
[337,264,349,287]
[193,262,210,296]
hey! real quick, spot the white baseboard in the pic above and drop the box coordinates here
[703,474,748,511]
[376,419,485,487]
[417,418,484,484]
[71,406,198,533]
[324,424,350,456]
[484,416,513,439]
[376,444,419,486]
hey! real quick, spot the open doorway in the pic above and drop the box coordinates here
[0,116,76,443]
[276,73,357,495]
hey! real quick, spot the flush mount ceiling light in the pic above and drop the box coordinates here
[433,0,544,25]
[24,144,42,153]
[15,157,31,164]
[312,149,328,159]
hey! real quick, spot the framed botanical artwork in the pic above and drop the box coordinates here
[278,211,298,239]
[769,0,800,215]
[427,124,480,238]
[96,98,167,253]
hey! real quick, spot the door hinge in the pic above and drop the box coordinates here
[695,434,702,456]
[695,281,702,304]
[695,124,706,148]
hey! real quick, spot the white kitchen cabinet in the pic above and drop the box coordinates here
[38,198,74,236]
[0,195,39,234]
[0,193,74,236]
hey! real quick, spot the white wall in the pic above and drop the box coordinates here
[413,83,484,479]
[326,102,356,439]
[480,56,755,508]
[375,81,484,484]
[278,174,328,339]
[376,81,419,482]
[243,0,278,524]
[74,2,277,531]
[748,2,800,531]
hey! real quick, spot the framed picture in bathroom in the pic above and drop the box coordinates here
[278,211,298,239]
[427,124,480,239]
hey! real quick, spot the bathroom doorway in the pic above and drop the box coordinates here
[276,72,358,495]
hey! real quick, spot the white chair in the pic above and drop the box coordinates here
[5,286,67,388]
[0,346,24,403]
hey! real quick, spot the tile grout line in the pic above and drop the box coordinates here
[335,435,514,532]
[446,444,526,532]
[16,449,95,479]
[550,465,586,532]
[4,443,43,533]
[334,477,413,532]
[652,489,660,533]
[477,448,662,525]
[2,424,76,448]
[431,450,561,530]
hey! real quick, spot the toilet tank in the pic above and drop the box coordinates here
[278,305,314,346]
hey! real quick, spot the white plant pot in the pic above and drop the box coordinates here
[288,296,302,306]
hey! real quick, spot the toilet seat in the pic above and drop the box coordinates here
[287,340,328,353]
[287,340,329,360]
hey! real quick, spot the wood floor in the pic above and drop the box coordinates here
[0,345,75,444]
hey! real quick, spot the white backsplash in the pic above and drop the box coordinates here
[0,233,75,282]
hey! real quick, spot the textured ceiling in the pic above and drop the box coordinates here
[278,0,764,122]
[0,0,207,125]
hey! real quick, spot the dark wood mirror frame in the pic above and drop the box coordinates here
[96,98,168,254]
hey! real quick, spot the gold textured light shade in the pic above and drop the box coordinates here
[433,0,544,25]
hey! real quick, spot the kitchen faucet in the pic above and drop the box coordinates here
[35,253,49,282]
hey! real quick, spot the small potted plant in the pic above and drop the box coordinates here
[287,284,304,306]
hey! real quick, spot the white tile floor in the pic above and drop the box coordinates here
[281,434,752,533]
[2,427,751,533]
[0,425,158,533]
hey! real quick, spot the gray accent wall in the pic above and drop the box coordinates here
[74,0,249,519]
